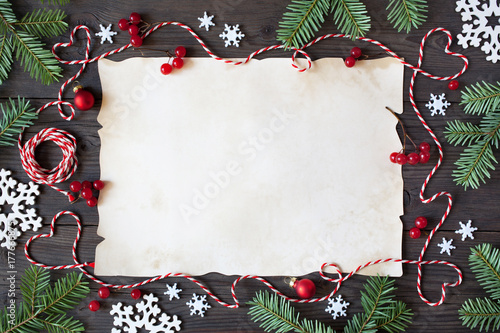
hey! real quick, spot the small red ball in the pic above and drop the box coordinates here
[130,35,143,47]
[129,12,141,25]
[407,152,420,165]
[390,152,399,163]
[88,300,100,311]
[418,142,430,152]
[350,47,362,59]
[128,24,139,36]
[419,151,430,164]
[414,216,428,229]
[118,18,130,31]
[70,181,82,192]
[175,46,187,58]
[294,278,316,299]
[172,57,184,69]
[87,196,98,207]
[409,227,421,239]
[395,153,407,165]
[93,180,105,191]
[448,80,459,90]
[74,89,95,111]
[82,180,92,189]
[131,289,141,300]
[98,286,110,299]
[161,63,173,75]
[81,188,93,200]
[344,56,356,68]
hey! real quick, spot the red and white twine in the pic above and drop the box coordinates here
[21,22,467,308]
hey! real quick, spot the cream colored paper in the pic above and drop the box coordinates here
[95,57,404,277]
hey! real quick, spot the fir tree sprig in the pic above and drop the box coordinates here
[0,34,13,83]
[459,243,500,332]
[0,97,38,147]
[386,0,427,33]
[247,275,412,333]
[330,0,371,39]
[0,265,90,333]
[277,0,332,49]
[445,81,500,190]
[0,0,68,85]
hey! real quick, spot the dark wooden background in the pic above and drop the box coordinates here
[1,0,499,332]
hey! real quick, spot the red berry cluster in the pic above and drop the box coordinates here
[390,141,430,166]
[161,46,187,75]
[69,180,105,207]
[409,216,428,239]
[88,287,142,312]
[118,12,144,47]
[345,47,362,68]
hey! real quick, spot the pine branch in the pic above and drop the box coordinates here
[40,0,71,5]
[20,265,50,314]
[0,34,13,83]
[386,0,427,33]
[459,297,500,332]
[14,8,68,37]
[373,301,413,333]
[445,120,487,147]
[461,81,500,115]
[0,97,38,147]
[331,0,371,39]
[470,244,500,301]
[0,0,17,34]
[276,0,332,49]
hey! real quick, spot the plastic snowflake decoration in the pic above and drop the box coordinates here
[164,283,182,301]
[437,237,456,256]
[456,0,500,63]
[110,293,182,333]
[95,23,117,44]
[455,220,478,241]
[219,24,245,47]
[186,293,211,317]
[425,93,451,116]
[325,294,349,320]
[198,11,215,31]
[0,168,42,249]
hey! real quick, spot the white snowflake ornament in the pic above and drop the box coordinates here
[219,24,245,47]
[95,23,117,44]
[186,293,211,317]
[426,93,451,116]
[325,294,349,320]
[455,220,478,241]
[164,283,182,301]
[0,168,42,249]
[198,11,215,31]
[437,237,456,256]
[456,0,500,63]
[110,293,182,333]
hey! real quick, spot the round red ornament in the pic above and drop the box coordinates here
[73,85,95,111]
[289,278,316,299]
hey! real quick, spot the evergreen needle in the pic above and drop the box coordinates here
[0,97,38,147]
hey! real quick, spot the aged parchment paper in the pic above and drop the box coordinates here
[95,57,404,277]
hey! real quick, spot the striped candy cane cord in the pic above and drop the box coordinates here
[22,22,467,307]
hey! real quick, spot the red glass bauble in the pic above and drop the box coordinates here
[73,86,95,111]
[293,278,316,299]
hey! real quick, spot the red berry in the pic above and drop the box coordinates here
[118,18,130,31]
[130,35,143,47]
[172,57,184,69]
[409,227,421,239]
[98,286,110,299]
[390,152,399,163]
[407,152,420,165]
[129,12,141,25]
[414,216,428,229]
[350,47,362,59]
[88,300,100,311]
[448,80,459,90]
[131,289,141,300]
[82,180,92,189]
[81,188,93,200]
[87,196,98,207]
[419,150,430,164]
[93,180,105,191]
[161,63,173,75]
[344,56,356,68]
[418,142,430,152]
[70,181,82,192]
[128,24,139,36]
[395,153,407,165]
[175,46,186,58]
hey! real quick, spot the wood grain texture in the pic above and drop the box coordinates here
[1,0,499,332]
